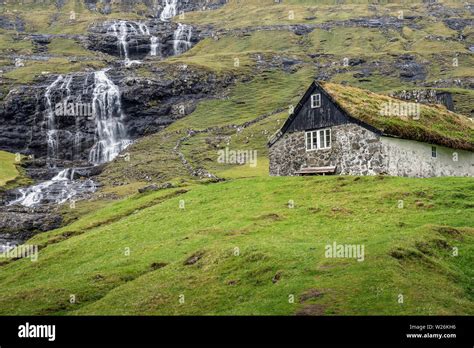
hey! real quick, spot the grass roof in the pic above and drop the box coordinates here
[320,82,474,152]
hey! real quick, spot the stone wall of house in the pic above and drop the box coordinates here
[269,123,387,176]
[381,137,474,177]
[269,121,474,177]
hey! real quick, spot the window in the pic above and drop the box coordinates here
[310,93,321,108]
[306,132,311,151]
[305,128,331,151]
[432,146,437,158]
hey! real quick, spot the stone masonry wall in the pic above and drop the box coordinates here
[269,123,387,176]
[269,123,474,177]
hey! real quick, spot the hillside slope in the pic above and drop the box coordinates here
[0,176,473,315]
[0,0,473,315]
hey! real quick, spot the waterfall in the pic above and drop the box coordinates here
[88,70,131,164]
[150,36,159,56]
[7,168,96,207]
[137,22,160,56]
[107,20,158,59]
[9,70,130,207]
[108,21,136,60]
[138,22,150,35]
[44,74,74,166]
[173,23,192,55]
[44,75,61,164]
[160,0,178,21]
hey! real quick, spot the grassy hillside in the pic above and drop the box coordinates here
[0,150,19,186]
[0,176,472,315]
[0,0,472,316]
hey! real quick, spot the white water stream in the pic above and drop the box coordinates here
[8,70,131,207]
[8,10,195,207]
[173,23,192,55]
[160,0,178,21]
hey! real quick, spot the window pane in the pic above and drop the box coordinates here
[306,132,311,150]
[311,94,321,108]
[312,131,317,149]
[325,129,331,148]
[319,130,324,148]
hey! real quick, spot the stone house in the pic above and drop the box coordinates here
[268,81,474,177]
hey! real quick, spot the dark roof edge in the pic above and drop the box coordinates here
[268,81,384,147]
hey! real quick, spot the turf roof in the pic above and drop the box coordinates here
[271,82,474,152]
[320,82,474,151]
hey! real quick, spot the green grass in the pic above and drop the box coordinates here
[0,32,34,54]
[179,111,288,178]
[0,0,473,317]
[47,38,95,57]
[3,58,106,83]
[181,0,426,29]
[0,175,472,315]
[0,151,20,186]
[1,0,143,34]
[163,30,308,72]
[169,67,314,131]
[98,67,314,187]
[322,82,474,151]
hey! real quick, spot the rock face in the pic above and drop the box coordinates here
[396,55,427,82]
[444,18,474,31]
[0,206,62,241]
[86,20,210,59]
[119,64,234,138]
[390,89,454,111]
[0,64,233,169]
[0,15,25,31]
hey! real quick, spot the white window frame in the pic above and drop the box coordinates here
[305,128,331,151]
[310,93,321,108]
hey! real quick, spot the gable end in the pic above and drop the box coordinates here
[269,81,382,147]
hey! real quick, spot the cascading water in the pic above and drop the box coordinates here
[108,20,137,61]
[138,22,150,35]
[150,36,159,56]
[44,74,74,165]
[173,23,192,56]
[107,20,159,60]
[8,14,197,208]
[89,70,132,164]
[160,0,178,21]
[140,22,160,57]
[8,70,131,207]
[7,168,95,207]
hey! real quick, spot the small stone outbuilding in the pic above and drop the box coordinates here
[268,81,474,177]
